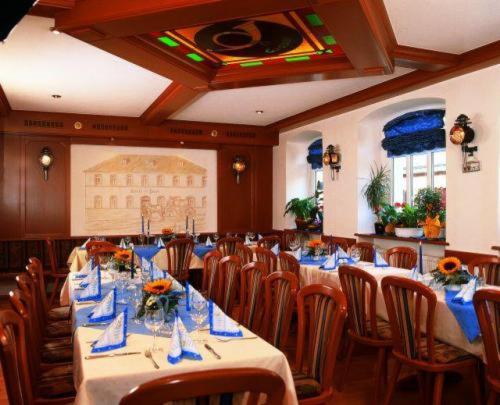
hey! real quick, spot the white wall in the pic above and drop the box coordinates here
[273,65,500,254]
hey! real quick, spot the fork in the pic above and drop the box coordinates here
[144,349,159,369]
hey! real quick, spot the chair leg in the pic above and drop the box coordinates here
[373,347,386,405]
[432,373,444,405]
[383,359,401,405]
[48,277,60,308]
[471,363,482,405]
[487,389,497,405]
[338,338,355,391]
[417,372,426,403]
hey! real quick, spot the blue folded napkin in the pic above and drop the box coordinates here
[167,314,203,364]
[271,243,280,255]
[80,238,91,249]
[208,300,242,337]
[80,263,100,287]
[373,248,389,268]
[244,235,252,245]
[291,248,302,261]
[257,234,263,241]
[445,290,480,342]
[145,259,165,281]
[410,266,424,282]
[156,238,165,248]
[91,308,128,353]
[451,277,477,304]
[77,268,102,302]
[193,244,213,259]
[133,245,161,262]
[88,288,117,323]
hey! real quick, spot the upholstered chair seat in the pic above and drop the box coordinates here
[45,319,72,338]
[37,363,76,399]
[48,305,71,321]
[292,371,322,400]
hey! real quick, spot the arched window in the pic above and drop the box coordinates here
[157,175,164,186]
[94,195,102,209]
[141,175,148,187]
[173,175,180,187]
[126,195,133,209]
[126,174,133,186]
[110,195,117,209]
[187,196,195,207]
[187,175,193,187]
[94,174,102,186]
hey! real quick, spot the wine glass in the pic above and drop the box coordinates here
[313,245,323,261]
[130,287,143,324]
[350,247,361,263]
[144,309,164,352]
[289,237,300,252]
[213,233,220,242]
[116,270,130,304]
[194,232,200,244]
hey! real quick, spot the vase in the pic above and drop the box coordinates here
[385,223,396,235]
[423,215,441,239]
[395,227,424,238]
[444,284,462,292]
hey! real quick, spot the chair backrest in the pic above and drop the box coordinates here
[216,237,243,256]
[119,368,285,405]
[257,235,281,250]
[473,289,500,381]
[45,238,59,275]
[351,242,374,262]
[468,257,500,286]
[26,257,49,316]
[15,273,46,334]
[263,271,298,350]
[235,243,253,266]
[385,247,417,269]
[278,252,300,278]
[282,229,307,250]
[93,246,120,264]
[165,238,194,281]
[0,310,34,405]
[338,265,381,340]
[239,262,268,332]
[321,235,349,255]
[295,284,347,396]
[202,250,222,301]
[382,276,438,363]
[216,255,242,314]
[255,247,277,273]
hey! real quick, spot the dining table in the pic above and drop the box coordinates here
[66,257,297,405]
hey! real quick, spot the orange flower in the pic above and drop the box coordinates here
[114,249,132,262]
[161,228,174,235]
[437,257,461,275]
[144,279,172,295]
[307,239,324,248]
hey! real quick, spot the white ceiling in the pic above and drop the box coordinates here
[171,67,413,125]
[0,16,170,117]
[384,0,500,54]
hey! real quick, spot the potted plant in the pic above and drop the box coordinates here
[395,203,424,238]
[362,164,391,235]
[284,196,317,230]
[430,257,470,290]
[414,187,443,239]
[380,203,398,235]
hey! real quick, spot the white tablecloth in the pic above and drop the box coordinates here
[67,272,297,405]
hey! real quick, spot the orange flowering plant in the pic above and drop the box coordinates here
[161,228,174,235]
[111,249,132,271]
[306,239,326,256]
[138,279,181,318]
[430,257,470,286]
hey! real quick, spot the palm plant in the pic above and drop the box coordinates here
[362,164,391,222]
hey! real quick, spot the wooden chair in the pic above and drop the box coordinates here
[321,235,350,255]
[278,251,300,278]
[262,271,298,351]
[338,266,392,404]
[282,229,308,250]
[0,309,75,405]
[293,284,347,404]
[46,238,71,308]
[202,250,222,301]
[119,368,286,405]
[92,246,120,266]
[473,289,500,405]
[381,276,481,405]
[351,242,375,262]
[239,262,268,333]
[257,235,282,250]
[165,238,194,282]
[385,246,417,270]
[235,242,254,266]
[468,257,500,286]
[216,255,242,314]
[216,236,243,256]
[27,257,70,321]
[255,246,277,273]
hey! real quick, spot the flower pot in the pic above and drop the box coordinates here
[385,223,396,235]
[374,222,385,235]
[395,227,424,238]
[295,218,310,230]
[423,215,441,239]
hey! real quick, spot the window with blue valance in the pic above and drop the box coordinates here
[381,109,446,157]
[306,139,323,169]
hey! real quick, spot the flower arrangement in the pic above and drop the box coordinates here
[137,279,181,318]
[430,257,470,287]
[111,249,132,271]
[161,228,174,235]
[306,239,326,256]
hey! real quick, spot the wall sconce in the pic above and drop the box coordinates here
[322,144,341,180]
[232,156,246,184]
[39,147,54,181]
[449,114,480,173]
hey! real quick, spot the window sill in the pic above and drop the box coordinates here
[354,233,449,246]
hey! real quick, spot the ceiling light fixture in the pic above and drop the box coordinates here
[255,110,264,114]
[51,94,62,99]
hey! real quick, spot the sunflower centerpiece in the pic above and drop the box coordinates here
[137,279,181,319]
[430,257,471,290]
[112,249,133,272]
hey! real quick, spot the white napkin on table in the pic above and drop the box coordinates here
[91,308,128,353]
[336,247,355,264]
[167,315,202,364]
[257,234,263,241]
[322,255,337,270]
[452,277,477,304]
[244,235,252,245]
[73,257,97,279]
[205,236,213,247]
[271,243,280,255]
[77,269,102,302]
[410,266,424,282]
[292,248,302,261]
[373,249,389,267]
[209,301,243,337]
[119,238,126,249]
[88,288,117,323]
[157,238,165,248]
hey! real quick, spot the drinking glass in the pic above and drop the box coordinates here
[313,245,322,261]
[116,270,130,304]
[213,233,220,242]
[350,247,361,263]
[130,287,143,324]
[248,232,255,242]
[144,309,164,352]
[289,237,300,251]
[194,232,200,244]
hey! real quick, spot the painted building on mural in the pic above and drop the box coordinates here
[83,154,208,232]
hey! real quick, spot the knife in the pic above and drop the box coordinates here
[204,343,221,359]
[85,351,141,360]
[81,322,109,327]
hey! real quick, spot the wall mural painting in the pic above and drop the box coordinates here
[71,145,217,236]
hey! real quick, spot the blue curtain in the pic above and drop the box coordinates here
[381,109,445,157]
[307,139,323,169]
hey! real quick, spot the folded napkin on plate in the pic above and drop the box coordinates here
[205,236,213,247]
[373,248,389,268]
[292,248,302,261]
[452,277,477,304]
[410,266,424,282]
[167,314,202,364]
[73,257,96,279]
[208,300,243,337]
[80,263,100,287]
[321,255,337,270]
[80,238,91,249]
[271,243,280,256]
[88,288,117,323]
[91,308,128,353]
[244,235,252,245]
[77,268,102,302]
[336,247,355,265]
[119,238,127,249]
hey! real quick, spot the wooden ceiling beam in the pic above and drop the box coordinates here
[310,0,397,74]
[393,45,461,72]
[141,82,205,125]
[0,85,11,117]
[269,40,500,131]
[30,0,75,18]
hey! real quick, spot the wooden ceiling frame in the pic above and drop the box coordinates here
[0,84,11,117]
[29,0,75,18]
